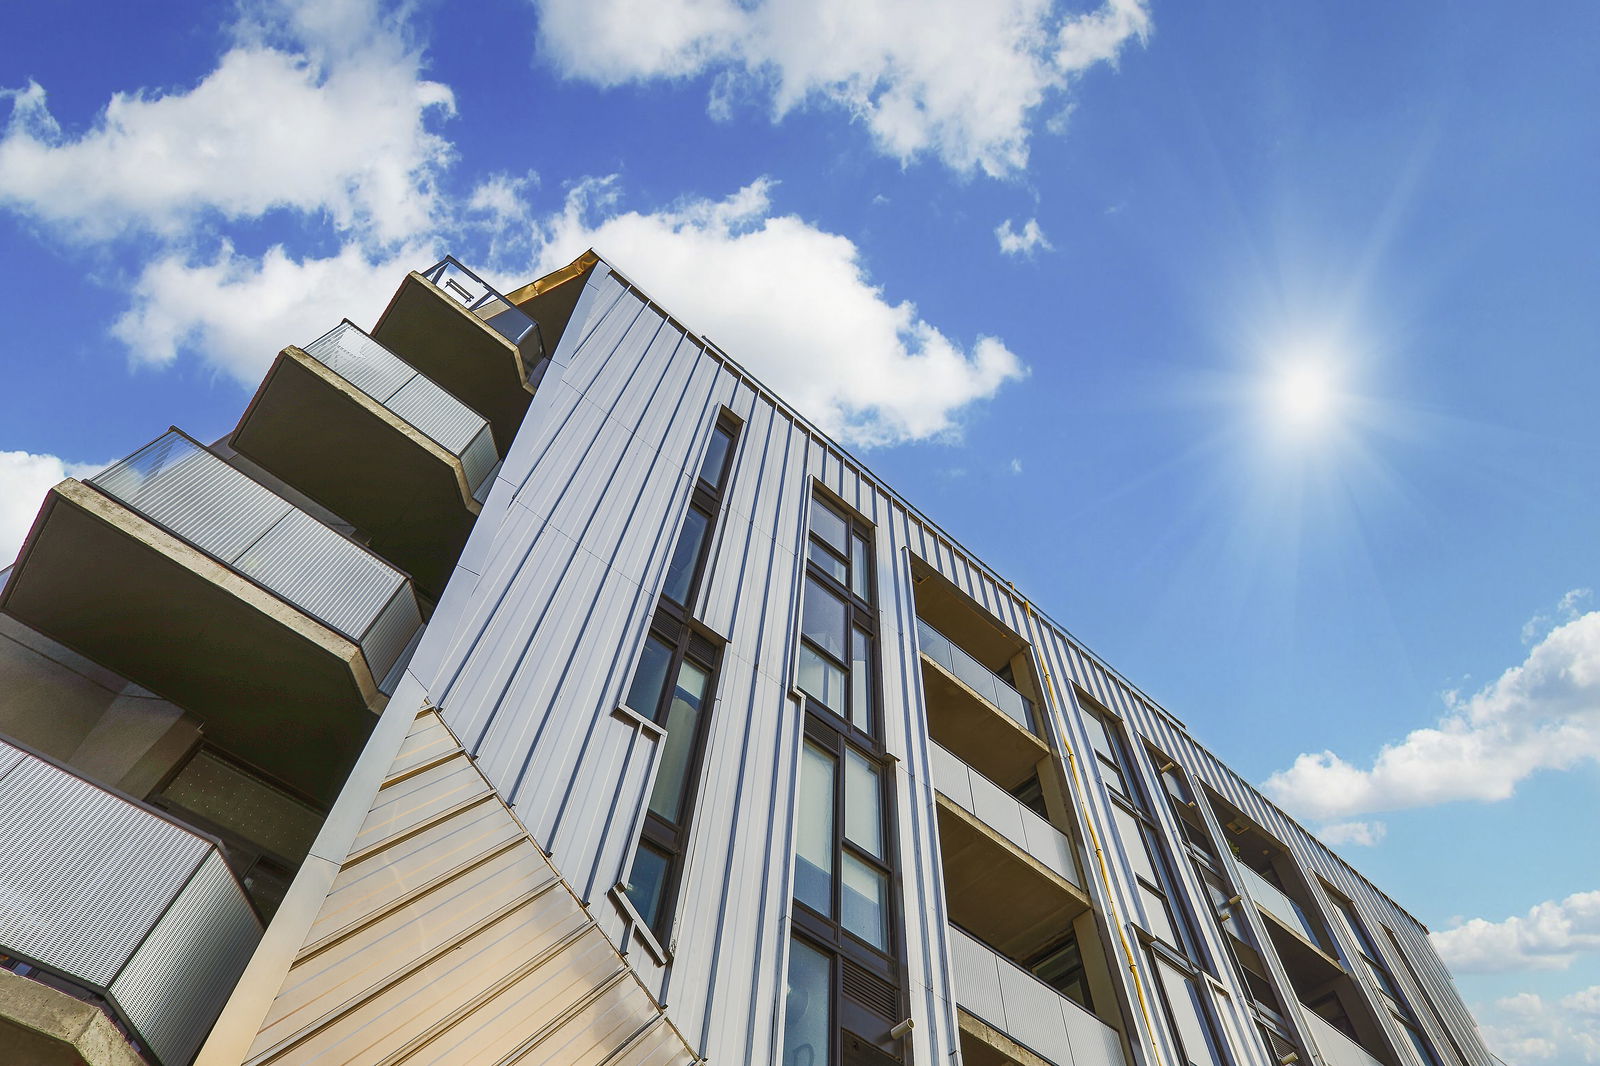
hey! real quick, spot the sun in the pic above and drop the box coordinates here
[1262,348,1345,440]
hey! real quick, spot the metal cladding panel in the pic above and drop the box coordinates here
[94,432,291,562]
[235,507,407,639]
[385,372,488,454]
[305,320,415,401]
[112,851,262,1066]
[361,584,426,685]
[0,743,209,986]
[949,926,1009,1037]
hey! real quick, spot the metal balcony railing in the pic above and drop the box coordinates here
[89,431,422,686]
[0,738,261,1066]
[929,741,1081,889]
[304,320,499,495]
[421,256,547,385]
[916,618,1037,734]
[1238,863,1327,951]
[1302,1007,1387,1066]
[948,925,1126,1066]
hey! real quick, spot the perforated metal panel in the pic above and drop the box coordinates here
[0,743,208,985]
[112,851,262,1066]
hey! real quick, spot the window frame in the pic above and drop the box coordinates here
[797,494,880,748]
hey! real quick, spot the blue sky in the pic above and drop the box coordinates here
[2,1,1597,1058]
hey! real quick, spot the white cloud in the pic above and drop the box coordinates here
[1262,606,1600,820]
[1431,891,1600,975]
[530,176,1026,445]
[0,452,106,567]
[1316,820,1386,847]
[1524,587,1593,644]
[1475,987,1600,1064]
[112,239,437,385]
[996,217,1052,256]
[1009,457,1024,474]
[533,0,1151,177]
[0,0,453,244]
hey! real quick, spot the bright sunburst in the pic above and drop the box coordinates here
[1260,340,1348,442]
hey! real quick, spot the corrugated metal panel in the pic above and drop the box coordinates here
[0,742,208,986]
[360,583,426,685]
[111,851,262,1066]
[386,373,486,454]
[236,508,404,638]
[459,423,499,493]
[306,321,415,401]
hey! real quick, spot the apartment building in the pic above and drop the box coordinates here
[0,252,1492,1066]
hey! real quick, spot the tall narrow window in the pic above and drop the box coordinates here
[787,491,903,1065]
[619,412,741,937]
[1327,894,1447,1066]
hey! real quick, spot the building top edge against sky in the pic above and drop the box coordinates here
[557,247,1423,936]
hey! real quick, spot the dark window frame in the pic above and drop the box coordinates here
[620,410,742,938]
[798,494,880,749]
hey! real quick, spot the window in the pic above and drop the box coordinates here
[798,498,876,736]
[622,620,721,931]
[1026,931,1094,1010]
[619,412,740,936]
[1151,950,1230,1066]
[787,491,903,1065]
[1327,894,1447,1066]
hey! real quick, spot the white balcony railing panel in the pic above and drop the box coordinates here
[1303,1007,1387,1066]
[1239,863,1325,949]
[948,925,1127,1066]
[915,618,1037,735]
[931,741,1082,890]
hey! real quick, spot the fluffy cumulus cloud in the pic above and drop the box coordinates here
[996,217,1052,256]
[1263,602,1600,820]
[113,239,437,383]
[1431,891,1600,975]
[529,176,1027,445]
[533,0,1152,176]
[1475,988,1600,1064]
[1315,820,1386,847]
[0,0,453,244]
[0,452,107,567]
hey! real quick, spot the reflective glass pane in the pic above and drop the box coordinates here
[648,661,710,822]
[799,643,846,712]
[810,500,848,553]
[844,750,882,858]
[662,507,711,605]
[808,540,848,585]
[802,578,847,660]
[841,853,889,950]
[625,636,674,717]
[626,843,671,929]
[782,939,832,1066]
[850,533,871,601]
[849,627,873,733]
[795,744,835,916]
[697,424,734,489]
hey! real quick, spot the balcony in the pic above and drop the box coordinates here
[1302,1009,1387,1066]
[371,257,546,452]
[931,741,1089,969]
[917,618,1049,792]
[231,320,500,597]
[949,926,1126,1066]
[0,431,423,803]
[0,738,261,1066]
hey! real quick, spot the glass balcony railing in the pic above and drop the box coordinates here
[1238,863,1327,952]
[949,925,1126,1066]
[0,738,261,1066]
[304,320,500,495]
[929,741,1081,890]
[89,431,423,687]
[421,256,546,385]
[916,618,1036,734]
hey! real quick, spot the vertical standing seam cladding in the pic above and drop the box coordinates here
[410,267,1490,1066]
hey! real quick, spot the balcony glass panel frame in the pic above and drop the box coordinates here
[916,617,1037,735]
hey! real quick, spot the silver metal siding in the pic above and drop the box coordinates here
[111,851,262,1066]
[408,265,1488,1066]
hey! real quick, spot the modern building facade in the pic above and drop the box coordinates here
[0,252,1493,1066]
